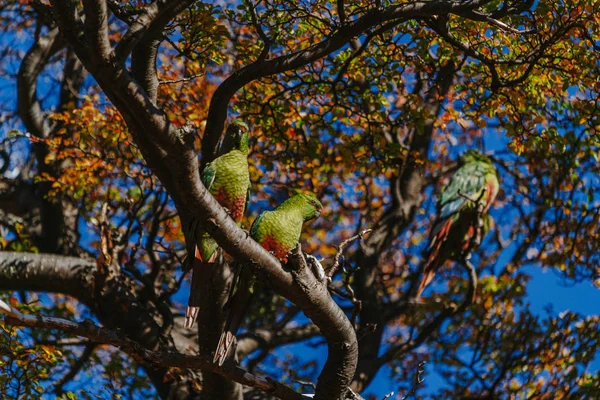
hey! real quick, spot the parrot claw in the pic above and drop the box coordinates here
[305,254,326,281]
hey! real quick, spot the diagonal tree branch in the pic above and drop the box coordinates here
[0,299,305,400]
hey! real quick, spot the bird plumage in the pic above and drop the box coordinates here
[213,193,322,365]
[185,120,251,329]
[416,149,499,300]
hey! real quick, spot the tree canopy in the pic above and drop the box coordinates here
[0,0,599,399]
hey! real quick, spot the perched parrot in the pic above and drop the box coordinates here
[185,120,251,329]
[213,193,323,365]
[416,149,499,300]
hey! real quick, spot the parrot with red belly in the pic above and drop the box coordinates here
[416,149,499,300]
[213,193,323,365]
[185,120,250,329]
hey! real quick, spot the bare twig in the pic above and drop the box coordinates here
[458,258,478,309]
[457,188,487,205]
[158,73,205,85]
[327,229,372,278]
[52,344,96,395]
[400,361,426,399]
[0,299,304,400]
[378,261,478,366]
[246,0,271,61]
[342,264,362,329]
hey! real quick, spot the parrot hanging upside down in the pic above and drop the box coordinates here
[213,193,323,366]
[415,149,499,301]
[185,120,251,329]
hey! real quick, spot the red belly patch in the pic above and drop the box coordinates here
[260,235,291,262]
[214,189,246,224]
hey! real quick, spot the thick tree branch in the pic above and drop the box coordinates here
[0,251,177,397]
[0,251,96,302]
[0,299,304,400]
[287,248,357,400]
[0,250,162,348]
[82,0,112,62]
[50,0,182,155]
[116,1,194,63]
[17,26,62,138]
[115,3,161,61]
[131,0,195,101]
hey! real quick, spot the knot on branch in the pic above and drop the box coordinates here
[288,245,329,290]
[175,124,196,149]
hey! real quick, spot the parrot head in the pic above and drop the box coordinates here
[284,193,323,222]
[221,120,250,154]
[459,149,493,166]
[229,120,249,135]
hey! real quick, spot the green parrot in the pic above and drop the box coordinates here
[416,149,499,300]
[185,120,251,329]
[213,193,323,365]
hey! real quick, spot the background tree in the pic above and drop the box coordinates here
[0,1,599,399]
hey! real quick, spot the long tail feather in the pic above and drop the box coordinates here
[415,217,453,300]
[213,266,253,366]
[185,246,217,329]
[415,261,438,300]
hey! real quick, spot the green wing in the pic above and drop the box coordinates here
[438,161,486,219]
[250,212,267,241]
[201,162,217,191]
